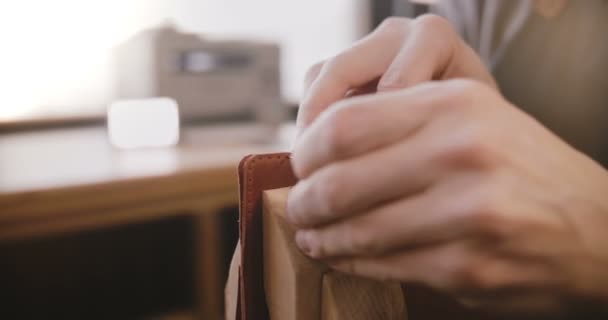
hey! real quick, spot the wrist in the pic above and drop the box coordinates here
[570,168,608,302]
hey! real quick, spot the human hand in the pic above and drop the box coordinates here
[297,14,496,132]
[287,79,608,314]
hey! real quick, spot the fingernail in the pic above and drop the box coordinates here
[295,231,312,255]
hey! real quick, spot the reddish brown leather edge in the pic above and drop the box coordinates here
[238,152,297,320]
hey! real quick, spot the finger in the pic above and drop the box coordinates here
[296,18,411,130]
[344,77,380,98]
[327,244,558,299]
[302,60,325,99]
[302,62,380,100]
[292,179,481,258]
[292,80,458,179]
[293,162,531,258]
[378,14,460,91]
[294,60,326,146]
[289,80,493,226]
[295,66,377,146]
[327,241,471,290]
[378,15,497,91]
[288,125,440,228]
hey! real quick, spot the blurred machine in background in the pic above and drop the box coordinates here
[114,25,285,129]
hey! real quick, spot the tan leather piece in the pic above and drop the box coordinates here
[321,271,406,320]
[263,188,328,320]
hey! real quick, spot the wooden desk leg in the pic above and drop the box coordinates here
[195,210,222,320]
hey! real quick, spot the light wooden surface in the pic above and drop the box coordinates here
[0,123,292,239]
[0,123,293,193]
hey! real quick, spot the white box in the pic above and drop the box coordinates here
[107,97,180,149]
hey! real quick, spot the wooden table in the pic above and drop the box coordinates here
[0,123,293,319]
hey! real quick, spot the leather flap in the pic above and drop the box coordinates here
[238,153,297,320]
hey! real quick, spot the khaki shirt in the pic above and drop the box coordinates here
[434,0,608,166]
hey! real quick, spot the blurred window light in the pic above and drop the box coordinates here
[0,0,368,122]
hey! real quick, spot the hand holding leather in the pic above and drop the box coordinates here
[288,79,608,315]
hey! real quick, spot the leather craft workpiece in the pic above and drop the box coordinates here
[236,152,493,320]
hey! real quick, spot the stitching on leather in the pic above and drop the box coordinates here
[242,153,290,250]
[244,154,290,219]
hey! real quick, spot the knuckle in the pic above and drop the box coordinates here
[445,79,497,110]
[349,227,379,255]
[322,105,357,159]
[429,80,477,110]
[315,165,348,215]
[304,61,325,85]
[471,203,502,233]
[467,189,512,239]
[442,79,484,108]
[451,132,496,168]
[413,14,454,34]
[337,259,359,275]
[322,56,354,86]
[433,125,498,170]
[377,17,410,33]
[458,259,502,291]
[450,78,483,92]
[323,56,346,78]
[430,81,505,168]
